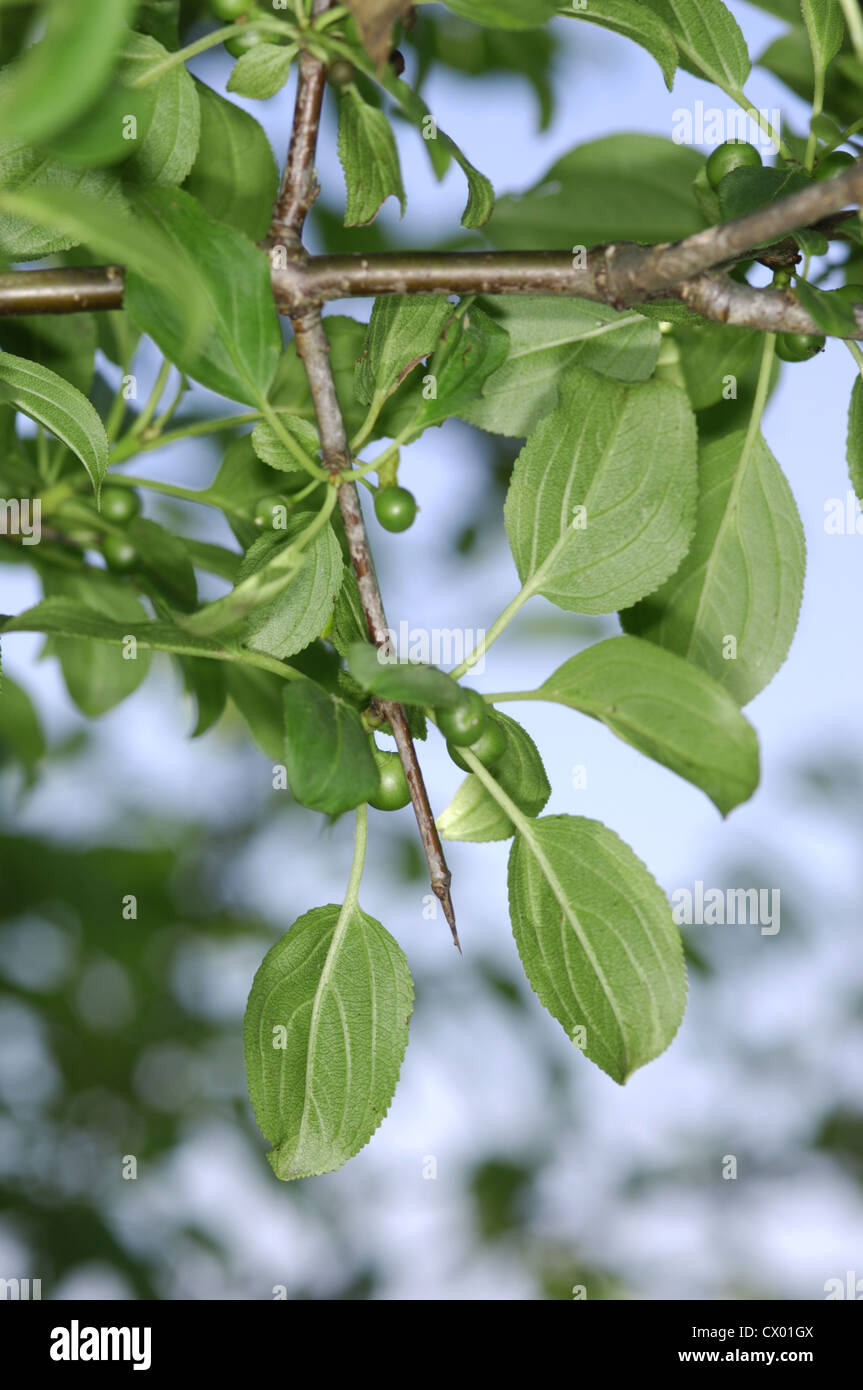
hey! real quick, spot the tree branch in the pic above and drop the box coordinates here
[271,5,460,949]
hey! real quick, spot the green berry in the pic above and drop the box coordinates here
[813,151,856,181]
[254,494,289,529]
[100,485,141,524]
[447,718,506,773]
[706,140,763,190]
[225,26,264,58]
[374,486,417,533]
[775,331,825,362]
[436,689,488,747]
[327,59,356,87]
[212,0,253,18]
[368,750,411,811]
[103,534,140,573]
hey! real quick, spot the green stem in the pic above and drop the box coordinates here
[152,371,189,434]
[805,68,825,171]
[726,87,790,159]
[342,803,368,918]
[845,339,863,378]
[130,357,172,439]
[458,742,535,837]
[108,411,262,465]
[127,20,293,88]
[840,0,863,62]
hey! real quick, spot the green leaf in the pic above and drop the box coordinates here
[443,0,558,26]
[461,297,661,437]
[227,42,296,100]
[118,31,201,187]
[508,815,687,1082]
[437,710,550,842]
[185,80,279,241]
[380,71,495,227]
[795,278,860,336]
[504,367,698,614]
[407,304,510,430]
[241,524,344,660]
[0,674,45,786]
[282,680,380,815]
[124,187,281,407]
[136,0,181,50]
[717,165,810,225]
[536,635,759,815]
[0,150,126,260]
[251,416,319,476]
[801,0,845,81]
[0,0,135,145]
[225,665,285,761]
[128,518,198,612]
[487,135,706,250]
[847,375,863,501]
[338,85,406,227]
[0,352,107,498]
[564,0,678,89]
[0,314,97,396]
[347,642,464,707]
[0,597,285,673]
[641,0,750,90]
[674,324,759,410]
[621,427,805,704]
[244,902,413,1180]
[0,185,172,280]
[39,571,153,717]
[355,296,452,406]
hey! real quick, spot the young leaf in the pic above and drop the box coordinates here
[461,297,661,437]
[564,0,678,90]
[241,525,344,661]
[347,642,465,707]
[640,0,750,91]
[185,80,279,241]
[227,42,296,101]
[338,85,406,227]
[346,1,416,64]
[437,711,551,842]
[39,571,153,717]
[0,352,107,499]
[118,31,201,187]
[621,428,805,704]
[847,375,863,501]
[124,187,282,407]
[0,0,135,145]
[406,305,509,430]
[504,367,698,614]
[251,416,319,474]
[244,901,413,1180]
[355,296,452,406]
[282,681,380,815]
[801,0,845,82]
[536,635,759,815]
[508,815,687,1083]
